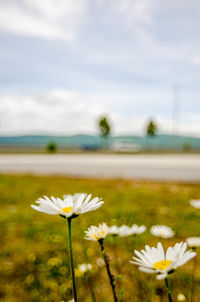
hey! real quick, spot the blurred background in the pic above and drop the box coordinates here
[0,0,200,154]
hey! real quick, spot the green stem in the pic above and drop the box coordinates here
[191,252,197,302]
[68,218,77,302]
[99,239,118,302]
[91,287,96,302]
[165,277,172,302]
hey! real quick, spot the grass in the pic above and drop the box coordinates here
[0,174,200,302]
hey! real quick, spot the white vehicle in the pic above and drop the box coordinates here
[111,141,141,152]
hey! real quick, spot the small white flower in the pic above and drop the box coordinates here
[68,299,74,302]
[117,224,146,237]
[150,225,175,239]
[190,199,200,209]
[130,242,196,280]
[177,293,186,301]
[96,258,105,267]
[108,225,119,235]
[77,263,92,273]
[85,223,109,241]
[118,225,133,237]
[31,193,103,218]
[186,237,200,248]
[131,224,146,235]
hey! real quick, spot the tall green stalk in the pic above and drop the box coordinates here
[99,239,118,302]
[191,251,197,302]
[165,277,172,302]
[67,218,77,302]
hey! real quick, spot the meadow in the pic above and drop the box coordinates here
[0,174,199,302]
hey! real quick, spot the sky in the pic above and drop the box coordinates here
[0,0,200,136]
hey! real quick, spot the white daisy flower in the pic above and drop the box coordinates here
[131,224,146,235]
[150,225,175,239]
[31,193,103,218]
[85,223,109,241]
[177,293,186,301]
[108,225,119,235]
[118,225,133,237]
[190,199,200,209]
[77,263,92,273]
[96,258,105,267]
[118,224,146,237]
[186,237,200,248]
[130,242,196,280]
[117,224,146,237]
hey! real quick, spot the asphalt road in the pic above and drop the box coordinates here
[0,154,200,182]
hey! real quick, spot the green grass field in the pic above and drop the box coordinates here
[0,175,200,302]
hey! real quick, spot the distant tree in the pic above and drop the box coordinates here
[146,119,158,136]
[183,142,191,152]
[98,116,111,138]
[47,142,57,153]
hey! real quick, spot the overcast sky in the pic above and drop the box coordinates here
[0,0,200,136]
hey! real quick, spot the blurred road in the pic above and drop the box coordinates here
[0,154,200,182]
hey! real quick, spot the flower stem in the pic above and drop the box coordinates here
[191,252,197,302]
[98,239,118,302]
[67,218,77,302]
[165,277,172,302]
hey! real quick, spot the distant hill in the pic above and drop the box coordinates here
[0,134,200,150]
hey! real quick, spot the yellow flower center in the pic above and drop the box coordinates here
[153,260,172,271]
[62,207,73,214]
[93,234,98,240]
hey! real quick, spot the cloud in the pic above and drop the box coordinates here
[0,0,88,40]
[192,55,200,65]
[0,0,200,138]
[108,0,153,29]
[0,0,155,43]
[0,89,106,135]
[0,0,154,42]
[0,89,199,137]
